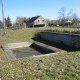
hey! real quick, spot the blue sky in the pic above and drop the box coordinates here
[0,0,80,22]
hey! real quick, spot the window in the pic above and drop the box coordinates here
[42,20,44,22]
[38,20,40,22]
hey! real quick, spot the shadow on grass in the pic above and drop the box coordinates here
[32,37,80,52]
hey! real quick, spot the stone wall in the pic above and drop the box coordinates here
[40,32,80,48]
[32,41,56,53]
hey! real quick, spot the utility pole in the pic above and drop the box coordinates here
[1,0,6,35]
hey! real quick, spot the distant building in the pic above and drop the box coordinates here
[27,16,46,27]
[13,22,27,29]
[65,19,72,23]
[18,22,27,29]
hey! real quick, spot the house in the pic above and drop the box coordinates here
[13,22,27,29]
[18,22,27,29]
[27,16,46,27]
[65,19,72,26]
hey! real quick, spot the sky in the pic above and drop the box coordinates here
[0,0,80,23]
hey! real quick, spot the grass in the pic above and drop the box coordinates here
[0,28,15,36]
[45,27,80,34]
[0,27,80,80]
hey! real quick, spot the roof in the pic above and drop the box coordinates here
[65,20,72,23]
[27,16,40,23]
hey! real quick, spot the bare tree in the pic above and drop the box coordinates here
[67,9,73,27]
[72,13,79,27]
[15,16,30,23]
[14,17,30,29]
[15,17,24,29]
[16,16,24,24]
[58,7,66,27]
[1,0,6,35]
[58,8,73,27]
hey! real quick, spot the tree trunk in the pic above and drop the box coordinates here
[1,0,6,35]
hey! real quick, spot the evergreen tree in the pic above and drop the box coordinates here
[5,18,7,27]
[5,16,12,28]
[7,16,12,27]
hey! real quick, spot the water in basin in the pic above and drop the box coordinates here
[12,47,43,59]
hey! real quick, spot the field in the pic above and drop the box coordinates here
[0,27,80,80]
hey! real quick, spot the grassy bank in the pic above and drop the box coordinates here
[0,27,80,80]
[45,27,80,34]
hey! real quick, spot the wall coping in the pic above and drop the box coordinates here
[41,31,80,37]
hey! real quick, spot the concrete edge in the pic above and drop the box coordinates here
[2,41,61,60]
[2,45,16,60]
[2,42,32,60]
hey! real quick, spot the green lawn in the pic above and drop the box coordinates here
[0,27,80,80]
[45,27,80,34]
